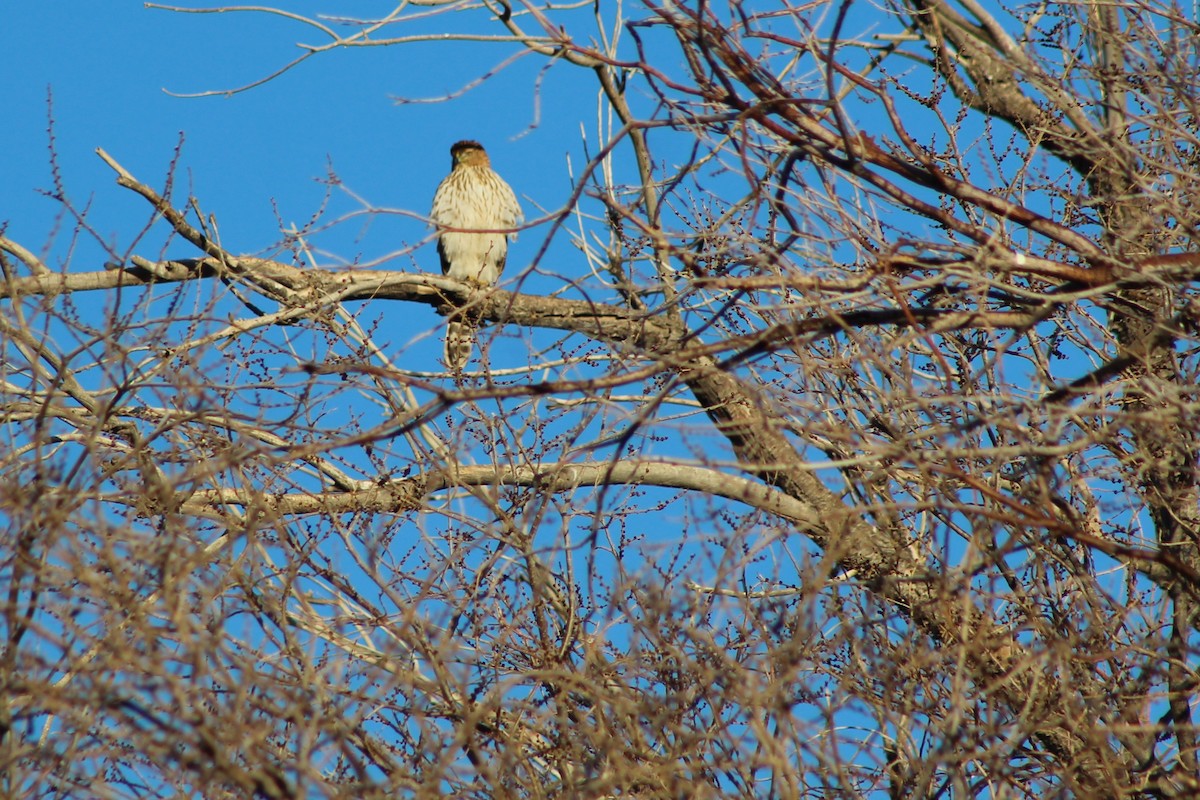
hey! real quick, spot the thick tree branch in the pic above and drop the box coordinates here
[124,460,826,535]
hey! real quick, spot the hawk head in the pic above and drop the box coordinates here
[450,140,490,169]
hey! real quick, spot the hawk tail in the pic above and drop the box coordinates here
[444,320,475,371]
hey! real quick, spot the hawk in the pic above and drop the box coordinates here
[430,140,522,370]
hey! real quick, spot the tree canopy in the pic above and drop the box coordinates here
[2,1,1199,797]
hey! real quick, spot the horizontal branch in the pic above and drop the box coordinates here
[0,257,675,347]
[11,255,1186,361]
[136,460,827,535]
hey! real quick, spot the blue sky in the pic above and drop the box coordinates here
[1,3,598,279]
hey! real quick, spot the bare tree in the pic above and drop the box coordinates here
[2,1,1199,797]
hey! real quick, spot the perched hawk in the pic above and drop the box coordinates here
[430,140,522,370]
